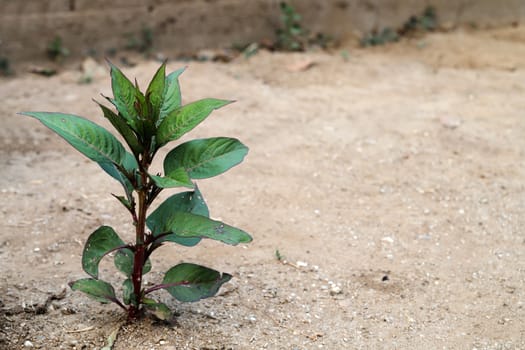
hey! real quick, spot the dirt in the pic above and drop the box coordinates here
[1,26,525,349]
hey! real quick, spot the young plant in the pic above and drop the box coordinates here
[125,26,154,54]
[360,28,399,47]
[20,62,252,321]
[400,6,437,35]
[276,2,306,51]
[47,36,70,61]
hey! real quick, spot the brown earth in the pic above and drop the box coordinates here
[1,26,525,349]
[3,0,525,63]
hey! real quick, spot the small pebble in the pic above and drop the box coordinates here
[440,117,462,129]
[24,340,34,348]
[330,286,342,295]
[381,237,394,244]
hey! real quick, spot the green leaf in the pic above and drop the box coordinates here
[112,194,132,211]
[99,151,137,194]
[156,99,233,147]
[96,101,144,155]
[142,298,172,320]
[101,327,119,350]
[146,62,166,121]
[114,248,152,277]
[147,187,208,247]
[82,226,126,278]
[160,212,252,246]
[164,137,248,179]
[69,278,118,304]
[158,67,185,125]
[122,279,134,305]
[20,112,126,166]
[133,85,150,120]
[161,263,231,302]
[148,186,209,231]
[109,63,140,130]
[149,168,194,189]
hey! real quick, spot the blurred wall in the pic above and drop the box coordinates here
[1,0,524,62]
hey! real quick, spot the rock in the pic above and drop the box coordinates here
[330,285,342,295]
[23,340,34,348]
[440,117,462,129]
[196,49,237,62]
[381,236,394,244]
[287,59,316,72]
[297,261,308,267]
[79,57,106,83]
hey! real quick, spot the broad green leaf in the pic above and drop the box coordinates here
[99,151,137,194]
[147,187,208,247]
[147,186,209,232]
[164,137,248,179]
[156,99,233,147]
[161,263,231,302]
[109,63,140,130]
[146,62,166,121]
[122,279,134,305]
[142,298,172,320]
[20,112,126,166]
[114,248,152,277]
[82,226,126,278]
[149,168,193,189]
[96,101,143,154]
[121,149,139,171]
[161,212,252,246]
[158,67,185,125]
[69,278,118,304]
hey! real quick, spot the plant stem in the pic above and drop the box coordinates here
[128,155,150,321]
[143,281,190,295]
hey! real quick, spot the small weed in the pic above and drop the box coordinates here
[242,43,260,59]
[340,50,350,62]
[275,249,284,261]
[126,27,154,54]
[309,32,334,49]
[275,2,335,52]
[276,2,306,51]
[21,62,252,322]
[106,47,118,57]
[47,36,70,61]
[361,6,438,47]
[0,56,13,76]
[360,28,399,47]
[400,6,437,35]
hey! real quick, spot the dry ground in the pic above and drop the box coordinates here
[1,27,524,349]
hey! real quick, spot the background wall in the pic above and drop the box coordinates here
[1,0,525,62]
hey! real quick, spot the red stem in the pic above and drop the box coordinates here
[128,154,151,321]
[143,280,190,295]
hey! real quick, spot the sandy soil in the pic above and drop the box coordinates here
[1,27,524,349]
